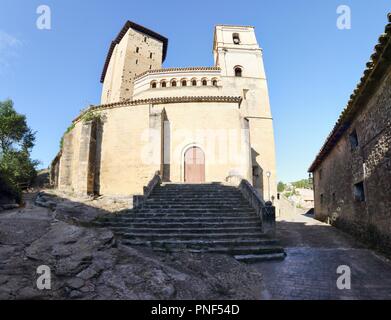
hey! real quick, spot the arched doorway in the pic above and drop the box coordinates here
[184,147,205,183]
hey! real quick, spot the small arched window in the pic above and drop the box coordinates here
[161,81,167,88]
[233,33,240,44]
[202,79,207,86]
[181,80,187,86]
[235,67,242,77]
[191,79,197,86]
[151,81,157,89]
[212,79,218,87]
[136,47,139,53]
[171,80,177,87]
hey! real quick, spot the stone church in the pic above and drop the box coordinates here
[51,21,277,202]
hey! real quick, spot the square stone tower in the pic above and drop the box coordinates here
[100,21,168,104]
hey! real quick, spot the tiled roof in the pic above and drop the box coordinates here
[100,21,168,83]
[134,67,221,80]
[308,13,391,172]
[73,96,242,123]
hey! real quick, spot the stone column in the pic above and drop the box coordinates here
[148,107,166,178]
[241,117,253,182]
[76,120,97,195]
[58,131,74,192]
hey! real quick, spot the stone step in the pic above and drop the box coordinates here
[138,205,253,210]
[156,187,236,191]
[123,213,258,219]
[120,232,265,241]
[95,182,285,263]
[145,199,249,204]
[132,209,256,215]
[149,195,244,200]
[147,246,284,256]
[152,189,241,193]
[99,221,262,229]
[234,253,286,263]
[158,184,235,189]
[121,238,275,249]
[98,216,260,224]
[110,226,262,234]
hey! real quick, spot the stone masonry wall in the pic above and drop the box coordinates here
[313,65,391,252]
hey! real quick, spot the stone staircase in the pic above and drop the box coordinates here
[97,183,285,263]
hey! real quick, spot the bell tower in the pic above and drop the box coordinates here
[213,25,266,79]
[213,25,277,205]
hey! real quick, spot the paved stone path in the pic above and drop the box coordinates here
[256,207,391,300]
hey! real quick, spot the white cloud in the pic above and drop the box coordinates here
[0,30,22,69]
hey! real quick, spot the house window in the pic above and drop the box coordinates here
[149,65,152,69]
[161,81,167,88]
[354,181,365,202]
[202,79,207,86]
[136,59,138,65]
[171,80,177,87]
[144,36,147,42]
[181,80,187,86]
[151,82,157,89]
[136,47,139,53]
[349,129,359,149]
[192,79,197,86]
[233,33,240,44]
[150,52,153,58]
[212,79,218,86]
[234,67,242,77]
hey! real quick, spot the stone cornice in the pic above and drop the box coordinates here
[73,96,242,123]
[134,67,221,80]
[309,13,391,172]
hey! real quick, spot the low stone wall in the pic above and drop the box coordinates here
[229,177,276,237]
[332,216,391,256]
[133,171,162,208]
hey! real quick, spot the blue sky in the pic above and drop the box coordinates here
[0,0,390,182]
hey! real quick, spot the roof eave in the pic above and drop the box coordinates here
[308,15,391,173]
[100,20,168,84]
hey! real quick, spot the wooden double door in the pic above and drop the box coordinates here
[184,147,205,183]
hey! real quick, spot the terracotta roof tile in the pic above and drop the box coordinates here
[73,96,242,123]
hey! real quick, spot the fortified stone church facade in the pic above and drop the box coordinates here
[51,21,277,202]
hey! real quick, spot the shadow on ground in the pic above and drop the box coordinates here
[0,190,264,300]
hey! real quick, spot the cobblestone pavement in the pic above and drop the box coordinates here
[256,209,391,300]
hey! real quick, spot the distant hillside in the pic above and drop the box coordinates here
[277,179,313,193]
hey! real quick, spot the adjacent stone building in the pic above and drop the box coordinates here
[52,21,277,202]
[309,14,391,251]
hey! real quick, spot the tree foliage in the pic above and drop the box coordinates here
[277,181,286,193]
[0,100,35,153]
[0,99,38,200]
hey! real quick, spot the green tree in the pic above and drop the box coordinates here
[0,99,38,197]
[277,181,286,193]
[0,100,35,153]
